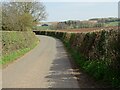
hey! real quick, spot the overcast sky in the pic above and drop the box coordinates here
[43,2,118,22]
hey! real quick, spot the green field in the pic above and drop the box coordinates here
[33,21,119,31]
[104,21,118,27]
[33,26,51,30]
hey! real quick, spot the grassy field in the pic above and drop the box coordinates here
[1,31,39,67]
[33,26,50,30]
[104,21,118,27]
[33,21,119,31]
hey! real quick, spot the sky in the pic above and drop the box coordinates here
[1,0,119,22]
[43,2,118,22]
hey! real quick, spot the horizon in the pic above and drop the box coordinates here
[41,17,118,23]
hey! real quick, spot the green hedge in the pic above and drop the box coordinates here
[1,31,39,67]
[34,29,120,87]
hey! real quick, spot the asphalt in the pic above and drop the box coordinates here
[2,35,80,88]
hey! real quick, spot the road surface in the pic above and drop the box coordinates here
[2,35,80,88]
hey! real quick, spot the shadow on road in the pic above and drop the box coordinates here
[45,38,80,88]
[45,38,105,88]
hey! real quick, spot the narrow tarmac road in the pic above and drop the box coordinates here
[2,35,80,88]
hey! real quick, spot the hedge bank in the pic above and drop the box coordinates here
[34,28,120,87]
[1,31,39,67]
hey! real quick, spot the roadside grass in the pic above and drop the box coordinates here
[64,41,120,88]
[1,42,38,68]
[1,31,39,67]
[31,30,120,88]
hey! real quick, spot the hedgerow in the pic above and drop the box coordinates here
[34,28,120,87]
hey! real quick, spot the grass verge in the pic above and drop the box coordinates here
[1,31,39,68]
[1,41,38,68]
[64,41,120,88]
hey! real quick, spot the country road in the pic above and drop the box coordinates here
[2,35,80,88]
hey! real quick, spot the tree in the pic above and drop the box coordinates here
[0,2,1,48]
[2,2,47,31]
